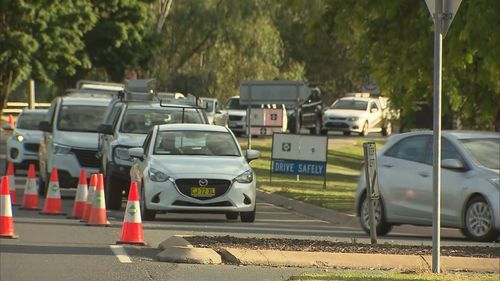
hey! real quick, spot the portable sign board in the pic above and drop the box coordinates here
[271,133,328,188]
[249,108,285,136]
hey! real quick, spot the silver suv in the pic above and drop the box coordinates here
[98,84,209,210]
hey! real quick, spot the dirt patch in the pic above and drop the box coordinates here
[185,235,500,259]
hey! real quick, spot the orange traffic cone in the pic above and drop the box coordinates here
[40,167,66,215]
[1,176,18,239]
[117,181,145,245]
[20,164,40,210]
[81,174,97,222]
[87,174,109,226]
[68,169,88,219]
[6,162,19,206]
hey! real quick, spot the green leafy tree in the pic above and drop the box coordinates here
[327,0,499,131]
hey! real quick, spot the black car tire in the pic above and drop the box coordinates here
[463,196,498,242]
[359,122,368,137]
[240,206,256,223]
[359,192,392,236]
[381,122,392,136]
[140,183,156,221]
[104,165,124,211]
[226,212,239,220]
[38,171,48,197]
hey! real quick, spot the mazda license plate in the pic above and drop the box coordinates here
[191,187,215,197]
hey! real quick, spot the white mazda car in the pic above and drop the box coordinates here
[129,123,260,222]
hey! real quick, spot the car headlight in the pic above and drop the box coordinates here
[14,134,24,142]
[114,147,132,162]
[234,169,254,184]
[149,168,170,182]
[489,178,500,189]
[347,117,359,121]
[54,143,72,154]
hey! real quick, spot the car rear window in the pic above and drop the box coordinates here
[460,138,500,170]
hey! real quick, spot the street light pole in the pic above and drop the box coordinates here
[432,0,443,273]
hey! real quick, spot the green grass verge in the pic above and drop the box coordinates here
[243,137,385,215]
[288,272,498,281]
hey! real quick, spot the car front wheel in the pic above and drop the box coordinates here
[140,183,156,221]
[463,196,498,242]
[104,165,124,211]
[359,193,392,236]
[240,206,256,223]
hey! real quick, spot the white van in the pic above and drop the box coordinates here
[38,93,113,195]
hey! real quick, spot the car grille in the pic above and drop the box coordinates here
[325,122,349,129]
[229,115,243,121]
[71,148,99,168]
[328,117,346,121]
[175,179,231,201]
[172,200,233,207]
[24,143,40,153]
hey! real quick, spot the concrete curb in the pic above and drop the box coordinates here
[220,247,500,273]
[156,246,222,264]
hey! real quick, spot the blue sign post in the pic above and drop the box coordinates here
[270,133,328,189]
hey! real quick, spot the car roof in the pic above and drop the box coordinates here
[20,109,48,114]
[125,101,196,110]
[157,123,229,132]
[389,130,500,141]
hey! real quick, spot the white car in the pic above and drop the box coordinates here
[355,130,500,242]
[6,109,48,169]
[201,97,228,126]
[129,123,260,222]
[323,94,392,136]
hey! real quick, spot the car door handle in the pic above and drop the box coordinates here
[382,164,393,168]
[418,172,429,178]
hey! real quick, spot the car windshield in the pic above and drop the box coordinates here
[154,130,240,156]
[57,105,107,132]
[460,137,500,170]
[121,108,204,134]
[16,112,46,130]
[331,99,368,110]
[225,98,246,110]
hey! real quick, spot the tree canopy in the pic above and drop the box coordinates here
[1,0,498,131]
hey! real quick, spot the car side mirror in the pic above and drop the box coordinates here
[97,124,113,135]
[38,121,51,132]
[442,158,464,170]
[128,147,145,160]
[246,149,260,162]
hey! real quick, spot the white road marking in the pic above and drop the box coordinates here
[157,224,365,235]
[110,245,132,263]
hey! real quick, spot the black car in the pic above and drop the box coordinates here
[287,87,326,135]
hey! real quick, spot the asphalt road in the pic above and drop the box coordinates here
[0,131,493,281]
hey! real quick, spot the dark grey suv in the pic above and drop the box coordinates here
[287,87,326,135]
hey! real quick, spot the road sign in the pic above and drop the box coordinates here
[425,0,462,37]
[239,81,311,106]
[271,133,328,188]
[363,142,379,245]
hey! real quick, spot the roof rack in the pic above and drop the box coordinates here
[345,92,371,98]
[76,80,124,91]
[159,93,205,109]
[65,88,117,98]
[116,79,157,102]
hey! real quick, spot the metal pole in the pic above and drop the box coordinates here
[247,85,252,150]
[29,79,35,109]
[432,0,443,273]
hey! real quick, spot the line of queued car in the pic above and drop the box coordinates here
[4,79,260,223]
[3,81,499,239]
